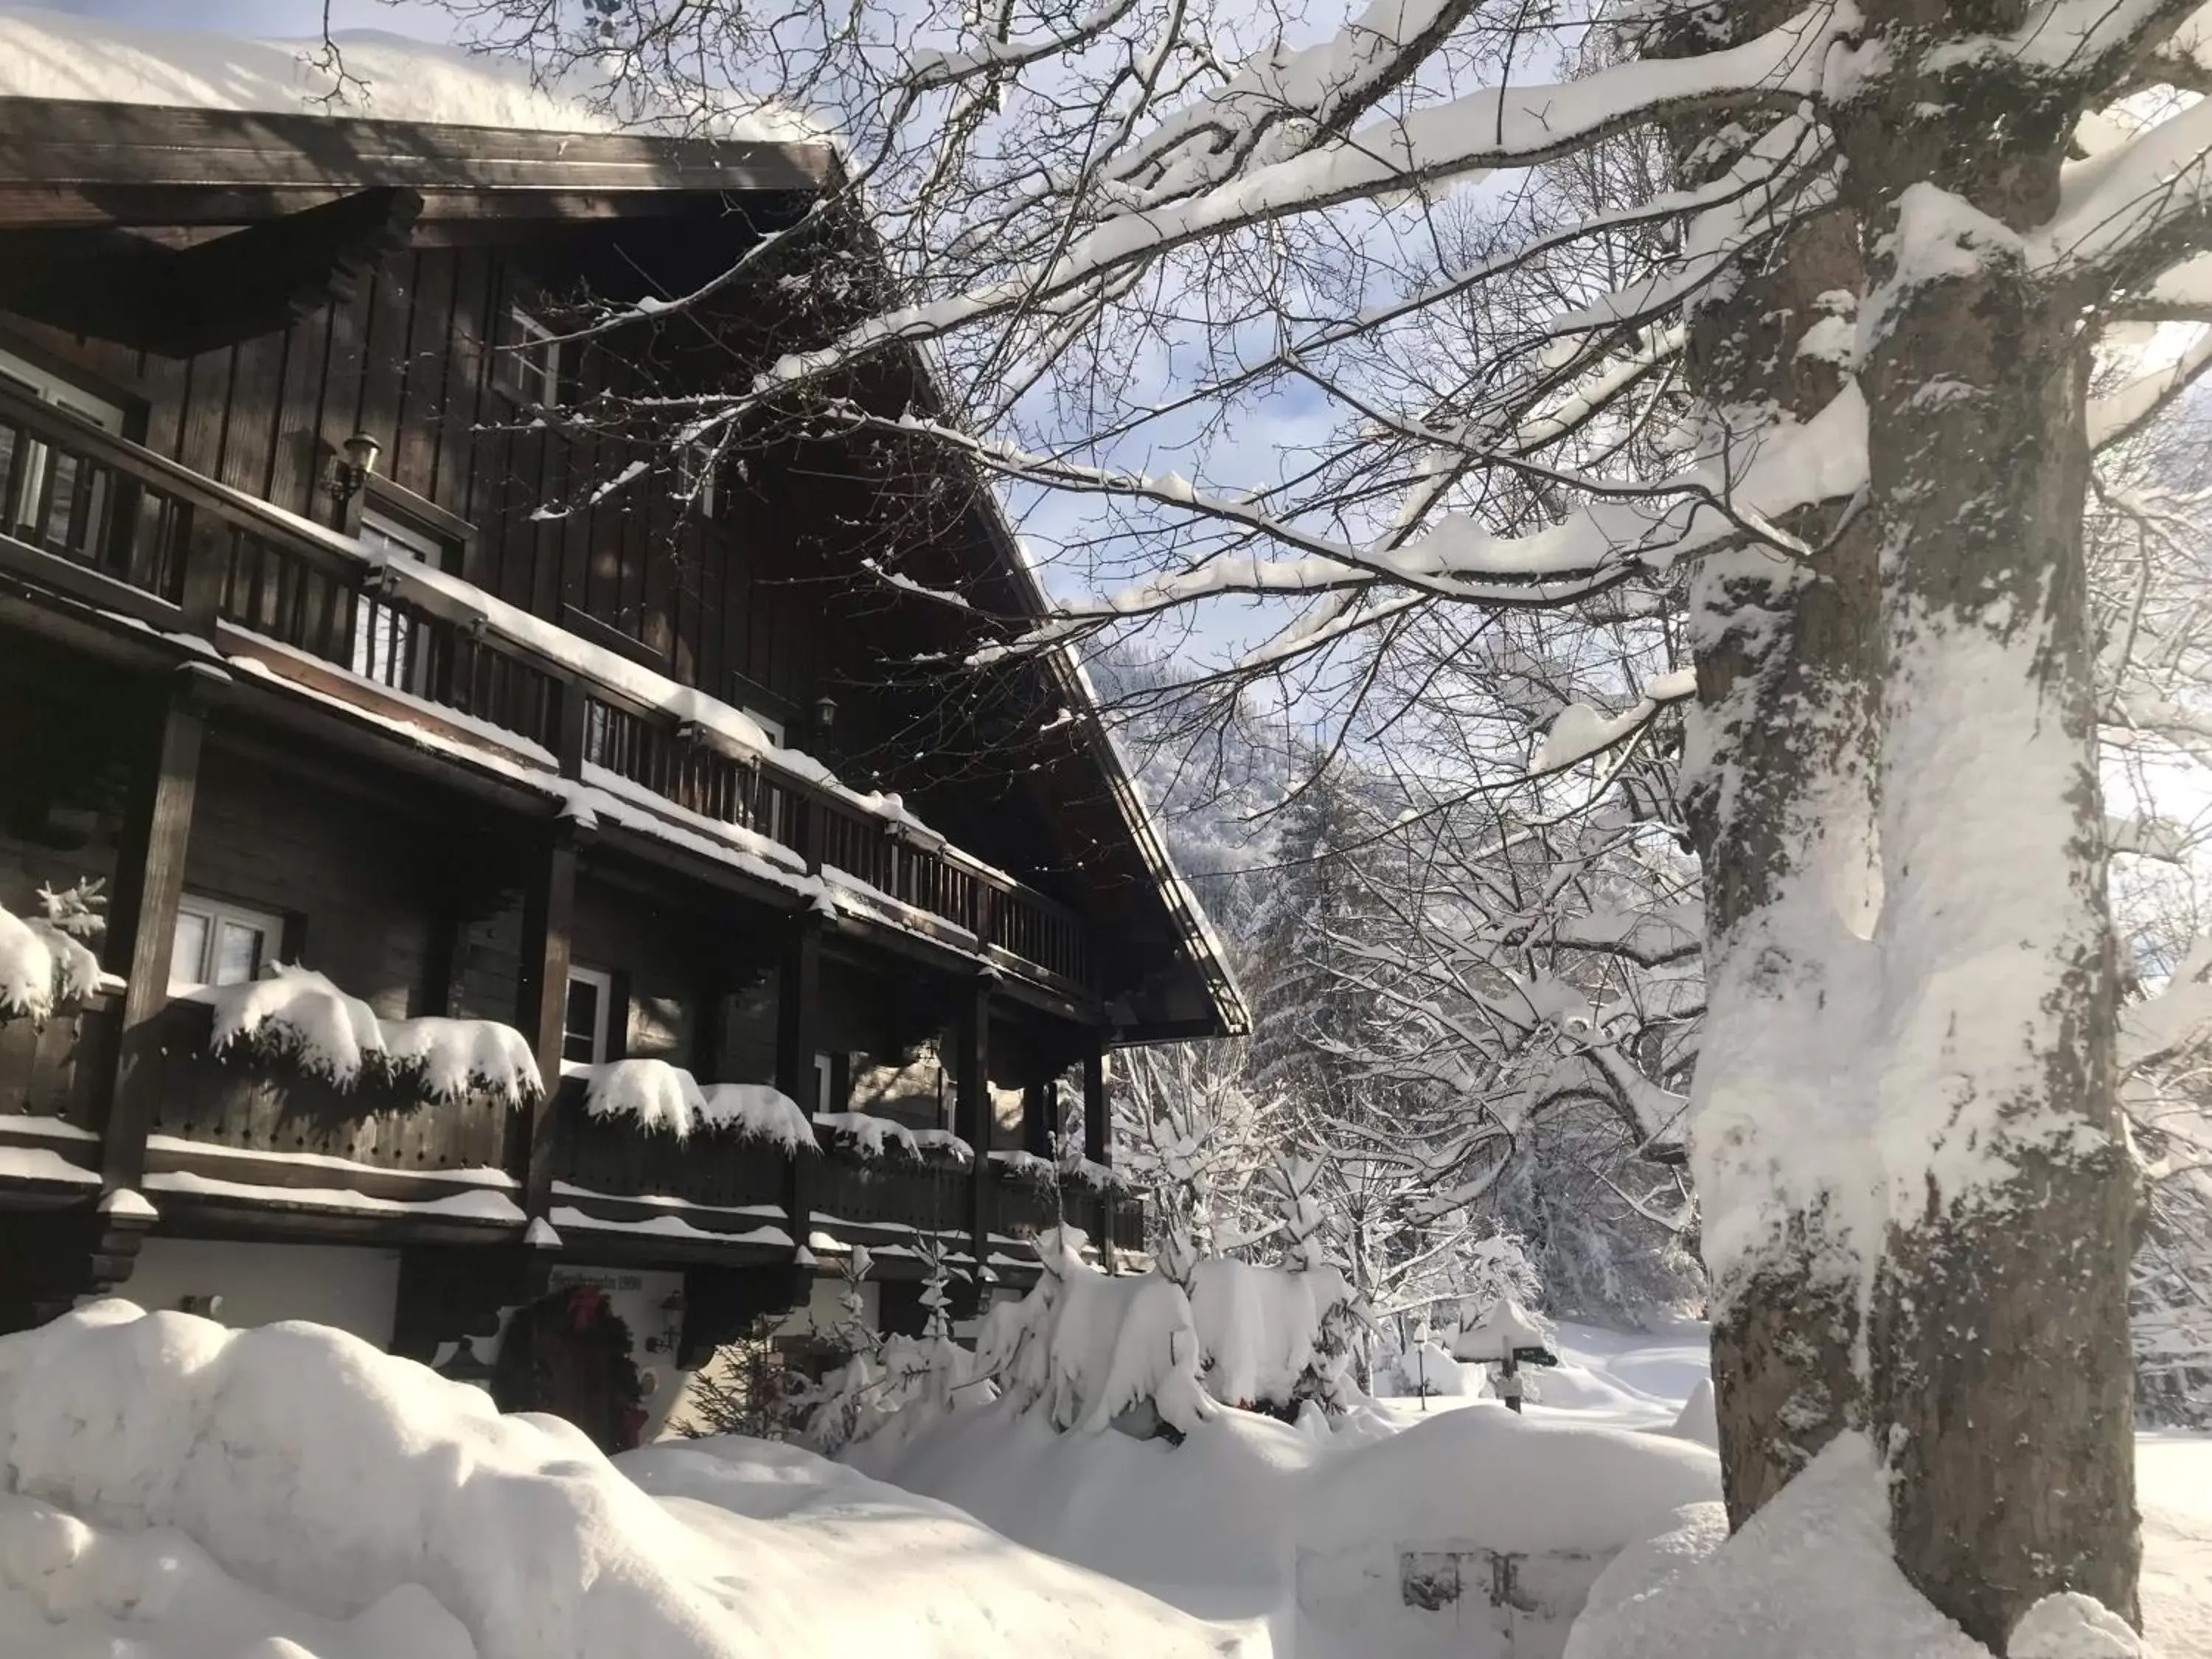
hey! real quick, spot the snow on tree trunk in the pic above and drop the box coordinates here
[1667,86,1880,1517]
[1850,111,2138,1640]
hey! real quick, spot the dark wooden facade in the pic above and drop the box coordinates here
[0,95,1229,1366]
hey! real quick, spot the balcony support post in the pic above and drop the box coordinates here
[101,664,216,1199]
[1021,1062,1057,1161]
[775,918,823,1262]
[1082,1035,1116,1270]
[954,980,993,1316]
[515,817,580,1220]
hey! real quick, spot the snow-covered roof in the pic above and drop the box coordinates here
[0,5,824,143]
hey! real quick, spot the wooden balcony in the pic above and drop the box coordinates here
[1,1028,1145,1274]
[0,379,1091,993]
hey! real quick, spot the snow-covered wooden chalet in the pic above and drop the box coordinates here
[0,16,1241,1444]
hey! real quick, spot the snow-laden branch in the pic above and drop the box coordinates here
[960,382,1863,667]
[756,4,1854,394]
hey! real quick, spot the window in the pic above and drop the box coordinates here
[814,1051,834,1116]
[744,708,786,748]
[497,307,560,407]
[0,347,125,554]
[351,507,446,688]
[563,965,615,1073]
[679,443,720,519]
[170,894,283,990]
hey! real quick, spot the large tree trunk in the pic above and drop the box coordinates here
[1663,34,1883,1514]
[1848,86,2140,1643]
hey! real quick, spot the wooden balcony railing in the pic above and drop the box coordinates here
[0,381,1090,991]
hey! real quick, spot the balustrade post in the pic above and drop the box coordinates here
[174,507,226,636]
[973,880,996,955]
[100,664,218,1199]
[514,817,580,1220]
[800,797,825,876]
[550,679,587,782]
[774,919,823,1259]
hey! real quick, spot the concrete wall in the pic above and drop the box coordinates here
[124,1238,402,1346]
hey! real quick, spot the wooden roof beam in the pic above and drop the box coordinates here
[0,185,422,357]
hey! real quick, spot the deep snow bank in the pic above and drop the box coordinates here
[1565,1434,2171,1659]
[0,1303,1252,1659]
[854,1389,1722,1644]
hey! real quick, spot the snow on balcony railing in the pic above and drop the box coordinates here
[184,964,542,1104]
[815,1110,973,1163]
[0,378,1092,991]
[583,1057,815,1150]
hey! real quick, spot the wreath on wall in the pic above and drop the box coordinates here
[491,1284,649,1454]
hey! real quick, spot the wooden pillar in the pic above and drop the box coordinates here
[1082,1041,1110,1167]
[954,980,992,1309]
[1082,1037,1116,1268]
[101,667,214,1194]
[1020,1065,1056,1159]
[774,919,821,1257]
[513,818,580,1220]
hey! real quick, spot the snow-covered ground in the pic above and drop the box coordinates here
[0,1301,2202,1658]
[0,1303,1251,1659]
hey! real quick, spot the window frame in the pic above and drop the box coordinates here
[0,345,126,551]
[350,501,465,692]
[562,964,616,1076]
[170,893,285,990]
[496,305,562,408]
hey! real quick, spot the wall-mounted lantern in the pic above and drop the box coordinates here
[323,431,383,505]
[813,690,839,734]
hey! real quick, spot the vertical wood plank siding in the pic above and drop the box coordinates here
[0,245,814,712]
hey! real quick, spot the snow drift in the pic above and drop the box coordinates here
[0,1302,1253,1659]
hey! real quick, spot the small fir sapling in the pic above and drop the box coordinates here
[681,1313,801,1441]
[799,1245,886,1454]
[0,878,105,1025]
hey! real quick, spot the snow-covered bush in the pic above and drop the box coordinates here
[978,1226,1214,1437]
[588,1060,817,1147]
[0,884,102,1024]
[1188,1256,1359,1413]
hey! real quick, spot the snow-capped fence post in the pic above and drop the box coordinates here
[101,665,215,1199]
[1453,1296,1557,1417]
[513,815,581,1219]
